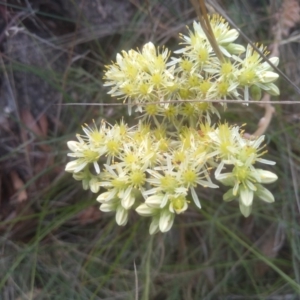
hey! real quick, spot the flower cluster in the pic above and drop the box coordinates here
[104,15,279,118]
[66,14,279,234]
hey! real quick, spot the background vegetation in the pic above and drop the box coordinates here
[0,0,300,299]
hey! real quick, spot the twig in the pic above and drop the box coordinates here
[251,94,275,137]
[60,99,300,106]
[0,11,31,44]
[209,0,300,96]
[251,0,286,137]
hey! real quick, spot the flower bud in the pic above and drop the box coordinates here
[260,71,279,83]
[250,85,262,101]
[256,169,278,184]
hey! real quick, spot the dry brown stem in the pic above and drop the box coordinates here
[276,0,300,37]
[251,0,300,137]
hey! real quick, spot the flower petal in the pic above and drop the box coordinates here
[239,202,252,217]
[256,185,275,203]
[115,205,128,226]
[100,202,117,212]
[239,187,254,206]
[256,169,278,184]
[159,210,175,232]
[121,186,134,209]
[65,160,86,173]
[96,190,117,202]
[146,194,164,208]
[149,216,160,235]
[223,188,236,202]
[136,203,156,217]
[67,141,80,152]
[89,178,100,193]
[191,187,201,208]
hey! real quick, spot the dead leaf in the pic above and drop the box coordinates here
[37,113,48,137]
[10,171,27,202]
[77,206,102,225]
[254,226,284,277]
[20,109,50,152]
[21,109,44,137]
[15,288,42,300]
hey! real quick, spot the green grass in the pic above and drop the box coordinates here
[1,0,300,299]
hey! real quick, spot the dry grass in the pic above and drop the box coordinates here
[0,0,300,299]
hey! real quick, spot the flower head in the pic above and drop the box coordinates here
[65,136,101,174]
[67,13,280,233]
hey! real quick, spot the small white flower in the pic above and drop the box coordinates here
[66,137,101,174]
[222,176,276,217]
[169,195,188,213]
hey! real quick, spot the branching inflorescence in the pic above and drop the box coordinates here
[66,15,279,234]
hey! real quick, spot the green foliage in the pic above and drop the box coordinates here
[1,0,300,299]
